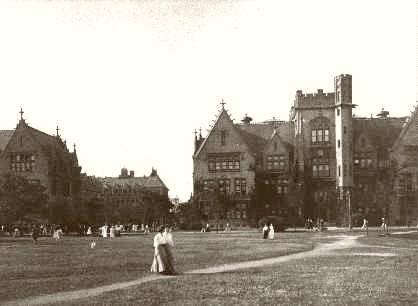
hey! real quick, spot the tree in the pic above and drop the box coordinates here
[0,173,48,224]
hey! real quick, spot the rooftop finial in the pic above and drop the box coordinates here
[199,127,202,138]
[19,107,24,120]
[73,143,76,151]
[220,98,226,110]
[56,125,60,137]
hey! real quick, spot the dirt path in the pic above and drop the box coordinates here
[4,235,359,306]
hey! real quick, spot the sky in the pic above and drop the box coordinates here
[0,0,416,202]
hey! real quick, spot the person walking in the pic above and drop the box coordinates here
[360,218,368,234]
[262,224,269,239]
[31,225,39,244]
[380,217,388,233]
[150,226,176,275]
[268,223,275,240]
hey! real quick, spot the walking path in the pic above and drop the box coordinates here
[4,235,359,306]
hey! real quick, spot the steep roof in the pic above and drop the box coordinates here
[353,117,406,152]
[391,105,418,150]
[235,121,292,141]
[235,121,293,153]
[234,127,267,154]
[144,172,169,190]
[101,176,148,188]
[194,108,249,158]
[0,130,14,151]
[101,170,168,191]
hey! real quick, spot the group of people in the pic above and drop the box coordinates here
[305,218,325,231]
[262,224,275,239]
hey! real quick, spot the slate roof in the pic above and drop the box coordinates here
[101,172,168,191]
[353,117,406,154]
[392,105,418,150]
[0,130,14,151]
[24,124,79,167]
[235,121,293,154]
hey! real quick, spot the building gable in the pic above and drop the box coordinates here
[391,106,418,168]
[194,109,251,158]
[2,122,43,157]
[264,130,291,156]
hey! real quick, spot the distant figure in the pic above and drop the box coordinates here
[225,223,231,232]
[262,224,269,239]
[109,226,115,238]
[31,225,39,244]
[86,226,93,236]
[53,227,63,240]
[144,224,150,234]
[206,223,211,232]
[380,217,388,233]
[268,224,275,240]
[101,224,108,238]
[13,227,20,238]
[90,241,96,249]
[360,218,368,232]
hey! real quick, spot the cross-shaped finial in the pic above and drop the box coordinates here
[220,98,226,110]
[19,107,24,120]
[56,125,60,137]
[193,129,197,137]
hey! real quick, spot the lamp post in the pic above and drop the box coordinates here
[347,190,352,231]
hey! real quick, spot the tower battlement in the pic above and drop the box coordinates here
[294,89,335,108]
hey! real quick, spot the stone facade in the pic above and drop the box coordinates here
[87,168,170,225]
[193,74,417,226]
[0,114,81,204]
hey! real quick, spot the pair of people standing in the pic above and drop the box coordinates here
[262,224,275,240]
[151,225,177,275]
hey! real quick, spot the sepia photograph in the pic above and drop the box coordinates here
[0,0,417,305]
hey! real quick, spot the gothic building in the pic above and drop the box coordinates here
[0,110,81,202]
[193,74,417,226]
[90,168,170,225]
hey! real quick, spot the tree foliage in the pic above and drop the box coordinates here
[0,173,49,223]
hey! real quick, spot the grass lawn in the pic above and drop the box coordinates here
[0,231,312,303]
[2,231,417,305]
[66,232,418,306]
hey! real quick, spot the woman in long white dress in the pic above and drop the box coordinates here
[101,224,108,238]
[109,226,115,238]
[268,223,275,240]
[150,226,176,275]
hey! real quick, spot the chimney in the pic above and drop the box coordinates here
[129,170,135,177]
[120,168,128,178]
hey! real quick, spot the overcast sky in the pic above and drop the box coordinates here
[0,0,415,201]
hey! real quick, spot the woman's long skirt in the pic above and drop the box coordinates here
[151,244,176,274]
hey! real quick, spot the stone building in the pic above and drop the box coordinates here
[193,74,417,226]
[93,168,170,225]
[0,110,81,202]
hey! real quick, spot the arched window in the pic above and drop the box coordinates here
[310,117,330,145]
